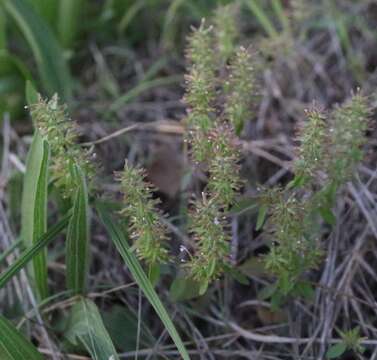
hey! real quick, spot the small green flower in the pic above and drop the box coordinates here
[30,95,95,198]
[117,162,169,266]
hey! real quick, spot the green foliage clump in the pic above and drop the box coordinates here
[260,93,370,298]
[30,94,95,198]
[117,162,169,266]
[182,7,254,292]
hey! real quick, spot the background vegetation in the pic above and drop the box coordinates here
[0,0,377,359]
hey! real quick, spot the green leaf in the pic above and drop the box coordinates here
[256,204,268,231]
[326,342,347,359]
[258,284,276,301]
[0,315,43,359]
[148,262,161,287]
[2,0,72,99]
[0,214,70,290]
[65,298,119,360]
[103,305,155,352]
[0,51,32,117]
[25,80,38,106]
[224,266,250,286]
[0,8,6,50]
[244,0,279,39]
[169,276,201,302]
[57,0,86,48]
[21,130,49,299]
[96,203,190,360]
[66,166,90,295]
[294,281,315,301]
[228,198,257,216]
[28,0,58,26]
[319,207,336,226]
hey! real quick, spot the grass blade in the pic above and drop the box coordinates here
[66,166,90,294]
[65,297,119,360]
[0,315,43,359]
[2,0,72,99]
[244,0,278,39]
[57,0,86,48]
[0,7,6,50]
[0,213,70,290]
[21,130,49,299]
[28,0,57,27]
[96,203,190,360]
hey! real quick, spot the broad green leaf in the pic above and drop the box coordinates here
[326,342,347,359]
[239,256,267,278]
[65,298,119,360]
[103,305,155,352]
[258,284,276,301]
[169,276,201,302]
[66,166,90,294]
[2,0,72,99]
[21,130,49,299]
[0,315,43,359]
[225,266,250,286]
[0,213,70,289]
[96,203,190,360]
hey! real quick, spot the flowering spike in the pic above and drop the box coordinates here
[186,198,230,291]
[30,95,95,198]
[207,125,242,208]
[294,108,328,181]
[225,47,255,134]
[117,162,169,266]
[328,93,370,184]
[213,4,238,62]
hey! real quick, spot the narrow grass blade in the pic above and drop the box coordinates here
[0,7,6,50]
[2,0,72,99]
[25,80,38,105]
[28,0,57,27]
[65,297,119,360]
[0,239,22,265]
[66,166,90,294]
[0,315,43,359]
[118,0,145,33]
[109,75,181,113]
[57,0,86,48]
[244,0,278,39]
[97,203,190,360]
[0,214,70,290]
[21,130,49,299]
[271,0,290,34]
